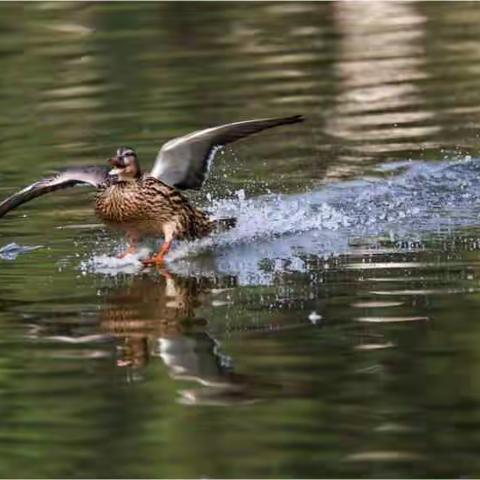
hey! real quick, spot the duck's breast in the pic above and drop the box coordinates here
[95,184,146,224]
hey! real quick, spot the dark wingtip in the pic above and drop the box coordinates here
[279,114,305,125]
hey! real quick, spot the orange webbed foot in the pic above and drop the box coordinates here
[142,240,172,267]
[142,255,166,267]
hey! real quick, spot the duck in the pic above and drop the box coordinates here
[0,115,304,265]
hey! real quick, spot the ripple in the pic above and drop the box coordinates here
[371,288,477,296]
[355,316,429,323]
[354,342,395,350]
[351,301,404,308]
[346,450,424,462]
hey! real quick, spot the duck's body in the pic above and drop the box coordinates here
[95,175,213,240]
[0,114,304,265]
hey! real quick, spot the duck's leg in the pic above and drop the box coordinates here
[117,233,139,259]
[142,240,172,266]
[143,224,175,266]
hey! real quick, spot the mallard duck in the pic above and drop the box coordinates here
[0,115,304,265]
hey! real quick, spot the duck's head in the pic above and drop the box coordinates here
[109,147,141,180]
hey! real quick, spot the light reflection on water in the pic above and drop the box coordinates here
[2,1,480,478]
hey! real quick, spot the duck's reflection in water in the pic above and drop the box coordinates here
[99,271,259,405]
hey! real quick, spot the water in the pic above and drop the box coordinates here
[2,1,480,477]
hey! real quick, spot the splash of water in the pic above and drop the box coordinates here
[83,156,480,283]
[81,247,150,275]
[0,242,42,261]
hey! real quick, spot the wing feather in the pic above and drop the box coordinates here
[151,115,304,190]
[0,166,109,218]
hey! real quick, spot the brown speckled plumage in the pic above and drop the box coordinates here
[95,176,214,241]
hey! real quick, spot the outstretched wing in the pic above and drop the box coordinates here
[0,166,109,218]
[150,115,304,190]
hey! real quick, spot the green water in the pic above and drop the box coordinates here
[2,2,480,478]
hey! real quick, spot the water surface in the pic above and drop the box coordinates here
[1,2,480,478]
